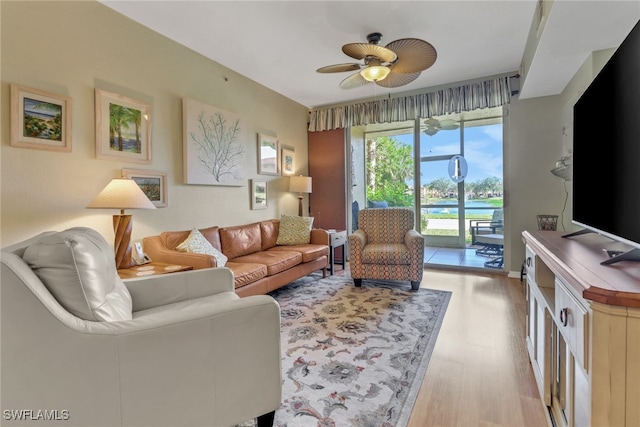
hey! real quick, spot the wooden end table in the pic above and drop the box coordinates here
[328,230,347,275]
[117,262,193,280]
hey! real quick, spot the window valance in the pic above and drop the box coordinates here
[308,76,512,132]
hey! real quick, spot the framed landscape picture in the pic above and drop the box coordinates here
[281,148,295,176]
[122,168,167,207]
[95,88,151,163]
[10,84,72,152]
[251,179,268,210]
[257,133,279,175]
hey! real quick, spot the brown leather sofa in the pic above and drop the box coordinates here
[143,219,329,297]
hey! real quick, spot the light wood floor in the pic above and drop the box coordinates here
[335,264,549,427]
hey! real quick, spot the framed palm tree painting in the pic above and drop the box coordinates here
[95,88,151,163]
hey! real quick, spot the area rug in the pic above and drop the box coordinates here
[252,273,451,427]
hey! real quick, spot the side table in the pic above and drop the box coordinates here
[117,261,193,280]
[328,230,347,275]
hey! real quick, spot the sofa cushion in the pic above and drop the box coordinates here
[275,215,314,245]
[176,228,228,267]
[220,222,262,259]
[232,250,301,276]
[225,261,268,288]
[260,220,279,250]
[22,227,133,322]
[268,244,329,263]
[361,243,412,265]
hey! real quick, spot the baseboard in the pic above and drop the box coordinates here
[507,270,522,279]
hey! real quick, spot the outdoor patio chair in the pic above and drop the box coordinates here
[470,208,503,245]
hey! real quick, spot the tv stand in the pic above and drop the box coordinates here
[522,230,640,427]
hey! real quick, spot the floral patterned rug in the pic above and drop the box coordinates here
[254,273,451,427]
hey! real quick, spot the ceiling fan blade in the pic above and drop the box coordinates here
[316,63,363,73]
[424,117,440,127]
[340,72,370,89]
[342,43,397,63]
[439,119,459,130]
[385,38,437,73]
[376,70,420,88]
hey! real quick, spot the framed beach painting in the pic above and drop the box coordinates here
[281,147,295,176]
[183,97,246,186]
[122,168,167,208]
[95,88,151,163]
[258,133,279,175]
[251,179,268,210]
[10,84,72,152]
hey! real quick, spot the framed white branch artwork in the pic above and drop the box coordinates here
[183,98,246,186]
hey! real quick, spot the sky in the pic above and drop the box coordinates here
[396,123,503,186]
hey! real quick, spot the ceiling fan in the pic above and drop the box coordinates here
[317,32,437,89]
[422,117,459,136]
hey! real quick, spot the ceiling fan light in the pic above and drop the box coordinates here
[360,65,390,82]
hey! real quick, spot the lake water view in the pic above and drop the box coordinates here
[424,200,500,216]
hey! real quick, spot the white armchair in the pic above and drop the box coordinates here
[1,228,281,427]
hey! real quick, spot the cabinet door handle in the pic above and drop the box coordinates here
[560,307,568,327]
[526,257,531,267]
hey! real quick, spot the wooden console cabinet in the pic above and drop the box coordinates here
[522,230,640,427]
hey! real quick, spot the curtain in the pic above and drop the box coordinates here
[308,76,512,132]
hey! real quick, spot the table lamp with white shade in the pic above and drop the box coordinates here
[289,175,312,216]
[87,178,156,269]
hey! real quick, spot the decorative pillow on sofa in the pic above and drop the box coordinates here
[176,228,228,267]
[276,214,314,245]
[22,227,133,322]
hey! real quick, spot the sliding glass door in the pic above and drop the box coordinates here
[352,107,503,249]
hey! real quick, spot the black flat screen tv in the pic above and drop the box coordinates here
[571,19,640,265]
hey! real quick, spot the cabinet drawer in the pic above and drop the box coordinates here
[330,230,347,246]
[555,278,588,370]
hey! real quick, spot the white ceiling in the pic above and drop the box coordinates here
[100,1,639,109]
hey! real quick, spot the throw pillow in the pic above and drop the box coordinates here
[276,215,314,245]
[176,228,228,267]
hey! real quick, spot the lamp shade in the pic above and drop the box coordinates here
[360,65,391,82]
[87,178,156,212]
[289,176,312,193]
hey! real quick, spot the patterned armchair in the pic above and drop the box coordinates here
[349,208,424,291]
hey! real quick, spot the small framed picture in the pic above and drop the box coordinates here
[257,133,279,175]
[122,168,167,207]
[95,88,151,163]
[251,179,268,210]
[281,148,295,176]
[10,84,72,152]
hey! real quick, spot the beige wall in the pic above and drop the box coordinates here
[0,2,617,276]
[504,47,615,274]
[1,1,310,247]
